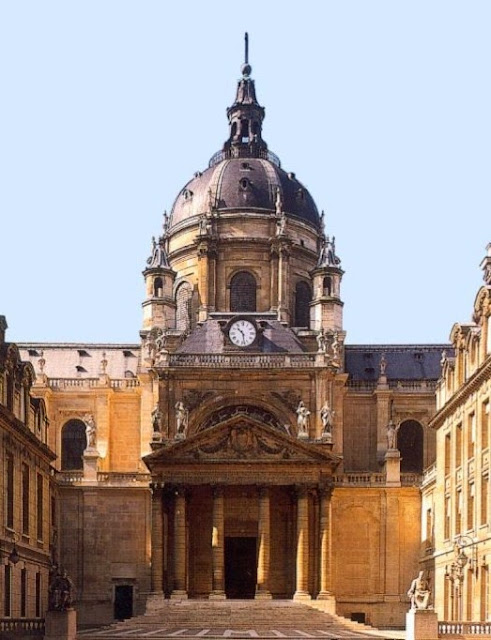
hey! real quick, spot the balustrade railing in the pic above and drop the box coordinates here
[333,472,421,487]
[48,378,139,389]
[347,379,438,392]
[168,353,317,368]
[0,619,45,635]
[439,621,491,635]
[56,471,151,486]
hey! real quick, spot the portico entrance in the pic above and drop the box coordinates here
[225,537,257,598]
[144,412,340,602]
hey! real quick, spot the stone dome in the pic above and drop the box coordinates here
[169,156,320,228]
[168,56,320,231]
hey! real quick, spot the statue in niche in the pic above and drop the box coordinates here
[175,401,189,437]
[151,405,162,433]
[320,401,335,436]
[386,419,400,450]
[407,571,431,610]
[296,400,310,437]
[83,414,97,450]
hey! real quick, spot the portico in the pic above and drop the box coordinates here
[144,416,340,601]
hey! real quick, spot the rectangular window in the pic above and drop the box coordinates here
[35,573,41,617]
[22,463,30,536]
[445,433,451,475]
[4,565,12,616]
[483,401,490,450]
[36,473,43,541]
[456,423,462,468]
[467,482,475,531]
[21,568,27,617]
[445,495,451,539]
[468,412,476,459]
[481,565,489,621]
[426,508,433,546]
[456,489,462,535]
[6,453,14,529]
[481,475,489,527]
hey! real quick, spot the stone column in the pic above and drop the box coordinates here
[150,485,164,594]
[171,486,188,599]
[210,486,225,599]
[318,486,335,610]
[294,486,311,600]
[256,486,272,599]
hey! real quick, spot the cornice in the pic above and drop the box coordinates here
[429,355,491,429]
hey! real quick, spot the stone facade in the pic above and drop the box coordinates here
[423,244,491,622]
[0,317,55,623]
[4,55,461,631]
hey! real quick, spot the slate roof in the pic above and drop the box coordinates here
[17,344,140,379]
[344,344,452,381]
[177,319,306,354]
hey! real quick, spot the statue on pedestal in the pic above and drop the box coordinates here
[296,401,310,437]
[407,570,430,610]
[83,414,97,450]
[175,401,189,438]
[320,401,335,437]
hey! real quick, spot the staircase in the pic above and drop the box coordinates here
[78,599,404,640]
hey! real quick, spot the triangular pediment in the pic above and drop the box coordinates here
[144,415,341,469]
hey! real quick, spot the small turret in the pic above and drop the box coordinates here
[142,214,176,332]
[480,242,491,285]
[310,232,344,333]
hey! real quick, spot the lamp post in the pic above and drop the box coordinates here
[8,533,20,565]
[445,535,477,620]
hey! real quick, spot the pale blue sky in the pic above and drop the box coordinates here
[1,1,489,345]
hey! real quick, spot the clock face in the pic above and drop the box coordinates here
[229,319,257,347]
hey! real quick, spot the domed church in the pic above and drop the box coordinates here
[11,39,448,629]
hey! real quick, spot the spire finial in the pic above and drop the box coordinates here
[241,32,252,78]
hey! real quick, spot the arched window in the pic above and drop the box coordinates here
[398,420,424,473]
[176,282,193,331]
[230,271,257,312]
[153,277,163,298]
[61,419,87,470]
[295,281,311,327]
[323,276,332,297]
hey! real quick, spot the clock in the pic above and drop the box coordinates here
[228,319,257,347]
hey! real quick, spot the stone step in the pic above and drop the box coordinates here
[78,600,398,640]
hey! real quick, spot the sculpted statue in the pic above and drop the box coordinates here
[83,414,97,449]
[320,401,334,436]
[48,565,75,611]
[407,570,430,610]
[316,331,326,353]
[331,333,340,361]
[276,212,286,237]
[296,401,310,437]
[151,405,162,433]
[275,187,282,215]
[379,353,387,375]
[175,401,189,437]
[386,419,400,450]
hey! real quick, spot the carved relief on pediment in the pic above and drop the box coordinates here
[178,422,314,462]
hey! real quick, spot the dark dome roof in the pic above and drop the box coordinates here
[169,157,320,228]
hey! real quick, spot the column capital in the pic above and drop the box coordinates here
[211,485,224,499]
[256,484,270,498]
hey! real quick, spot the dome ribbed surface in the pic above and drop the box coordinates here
[169,158,319,228]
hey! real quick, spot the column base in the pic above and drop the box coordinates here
[293,591,312,601]
[315,592,336,614]
[255,590,273,600]
[170,590,188,600]
[145,592,165,614]
[209,591,226,600]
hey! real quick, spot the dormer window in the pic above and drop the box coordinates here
[239,178,251,191]
[182,189,193,201]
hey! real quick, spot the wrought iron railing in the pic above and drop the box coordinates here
[208,147,281,168]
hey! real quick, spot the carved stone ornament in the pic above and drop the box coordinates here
[271,390,302,414]
[200,404,285,433]
[182,389,214,413]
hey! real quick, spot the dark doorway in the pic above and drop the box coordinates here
[114,585,133,620]
[225,537,257,599]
